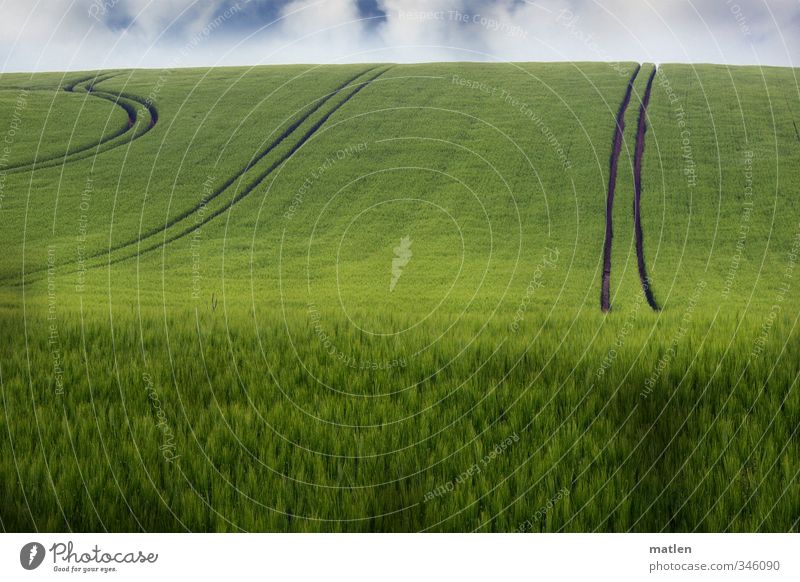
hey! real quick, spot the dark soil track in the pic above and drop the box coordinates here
[4,72,158,175]
[96,66,379,262]
[633,67,659,311]
[98,66,391,269]
[62,72,114,92]
[601,64,640,312]
[13,66,389,283]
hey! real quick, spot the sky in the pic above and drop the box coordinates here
[1,0,797,72]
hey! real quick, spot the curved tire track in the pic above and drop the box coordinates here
[62,72,116,92]
[633,66,659,311]
[97,66,377,262]
[13,66,388,283]
[3,72,158,175]
[601,64,640,312]
[99,66,391,269]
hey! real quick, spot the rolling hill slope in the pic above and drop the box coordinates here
[0,62,797,532]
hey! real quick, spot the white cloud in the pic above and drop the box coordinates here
[255,0,375,63]
[0,0,796,72]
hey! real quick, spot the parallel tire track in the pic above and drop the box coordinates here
[98,66,391,269]
[601,64,640,312]
[97,66,378,262]
[62,72,116,92]
[12,66,388,284]
[633,66,659,311]
[3,72,158,175]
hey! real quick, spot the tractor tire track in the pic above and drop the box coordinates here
[1,73,127,172]
[633,66,659,311]
[63,72,117,92]
[3,73,158,175]
[601,64,640,312]
[98,66,390,270]
[11,66,388,284]
[95,66,377,262]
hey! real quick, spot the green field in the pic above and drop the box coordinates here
[0,62,798,532]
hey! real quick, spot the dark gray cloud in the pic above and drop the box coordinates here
[0,0,796,72]
[356,0,386,21]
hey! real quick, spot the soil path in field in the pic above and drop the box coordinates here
[633,66,659,310]
[98,66,391,269]
[97,66,379,259]
[11,66,388,283]
[93,66,385,267]
[4,72,158,175]
[601,64,640,312]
